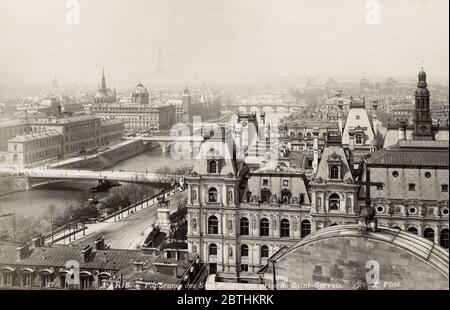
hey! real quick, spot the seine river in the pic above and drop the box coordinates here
[0,112,287,218]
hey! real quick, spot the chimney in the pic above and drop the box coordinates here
[93,236,105,250]
[372,100,378,140]
[81,245,93,263]
[398,121,407,141]
[348,129,355,172]
[16,243,30,261]
[312,128,319,174]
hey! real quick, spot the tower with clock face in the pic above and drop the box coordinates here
[413,68,434,140]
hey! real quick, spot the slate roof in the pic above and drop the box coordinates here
[0,244,151,271]
[366,148,449,167]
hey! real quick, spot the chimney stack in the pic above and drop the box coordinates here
[16,243,30,261]
[81,245,93,263]
[312,128,319,174]
[348,129,355,172]
[398,121,407,141]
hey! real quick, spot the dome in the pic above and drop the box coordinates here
[133,83,148,95]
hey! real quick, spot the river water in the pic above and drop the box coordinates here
[0,112,287,219]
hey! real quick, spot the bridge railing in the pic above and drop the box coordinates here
[103,184,184,222]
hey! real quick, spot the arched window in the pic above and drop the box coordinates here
[240,218,249,236]
[298,132,303,138]
[208,187,218,203]
[330,165,340,180]
[209,161,217,174]
[260,218,269,237]
[440,229,449,249]
[306,132,311,138]
[208,216,219,234]
[290,132,295,138]
[209,243,217,256]
[423,227,435,242]
[329,193,340,211]
[355,133,363,145]
[13,154,18,163]
[260,245,269,258]
[407,227,418,235]
[241,244,248,257]
[280,219,290,237]
[301,220,311,237]
[261,188,271,203]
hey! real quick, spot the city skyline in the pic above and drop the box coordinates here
[0,0,448,88]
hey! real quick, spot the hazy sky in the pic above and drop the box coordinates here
[0,0,448,87]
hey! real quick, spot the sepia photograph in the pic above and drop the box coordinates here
[0,0,448,303]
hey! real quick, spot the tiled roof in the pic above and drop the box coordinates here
[0,244,150,271]
[366,148,449,167]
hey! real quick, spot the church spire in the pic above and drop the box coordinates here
[101,67,106,90]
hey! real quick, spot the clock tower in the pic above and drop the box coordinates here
[413,68,434,140]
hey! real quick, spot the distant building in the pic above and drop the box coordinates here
[94,69,116,104]
[6,131,62,166]
[90,102,175,133]
[0,120,29,152]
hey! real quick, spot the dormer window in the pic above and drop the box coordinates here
[355,133,363,145]
[330,165,340,180]
[208,160,218,174]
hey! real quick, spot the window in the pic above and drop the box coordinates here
[209,161,217,174]
[22,274,33,287]
[283,179,289,187]
[2,273,12,286]
[442,184,448,192]
[41,275,52,288]
[330,165,340,180]
[240,264,249,272]
[280,219,290,237]
[423,228,435,242]
[355,133,363,145]
[241,244,249,257]
[208,216,219,234]
[355,115,360,120]
[408,184,416,191]
[208,187,218,202]
[299,193,305,204]
[301,220,311,237]
[261,245,269,258]
[424,172,431,178]
[80,277,92,290]
[392,171,399,177]
[306,159,313,168]
[260,218,269,237]
[240,218,249,235]
[261,188,271,203]
[407,227,418,235]
[440,229,449,249]
[262,179,269,187]
[209,243,217,256]
[281,189,291,204]
[329,193,340,211]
